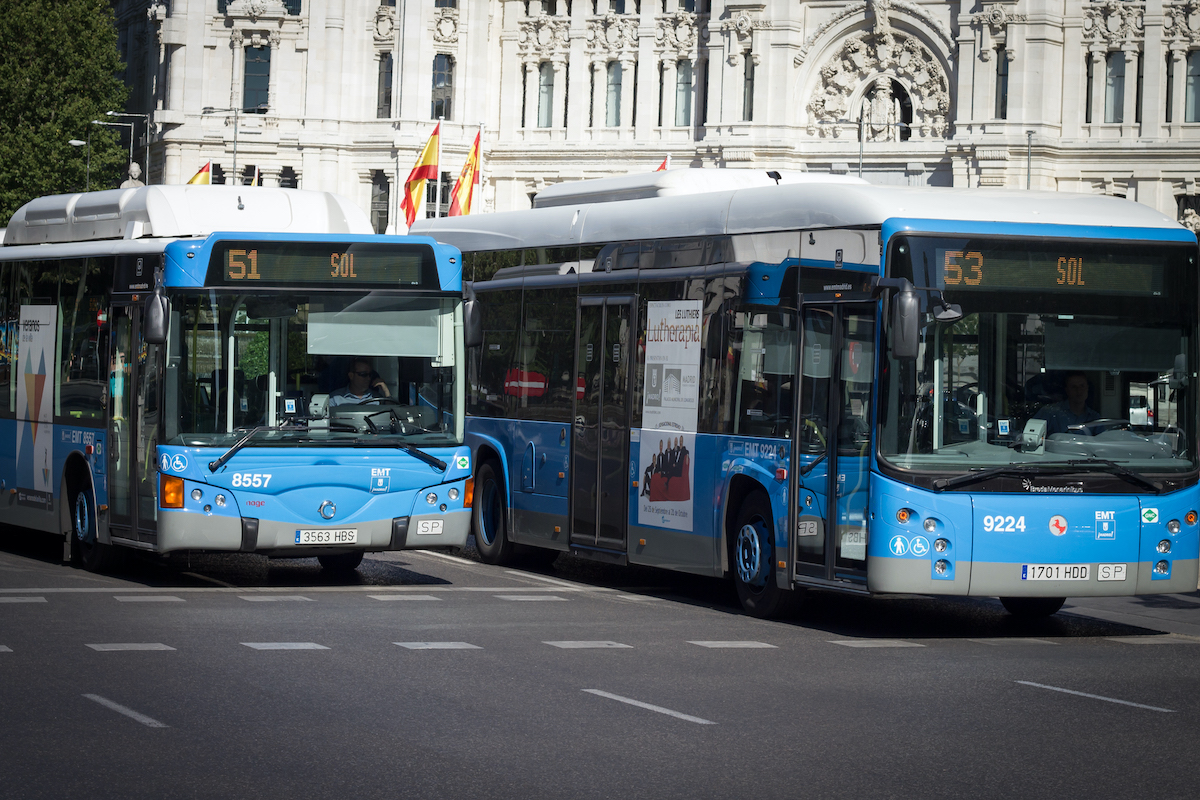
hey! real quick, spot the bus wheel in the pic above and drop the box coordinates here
[999,597,1065,618]
[317,551,364,571]
[473,460,514,566]
[731,490,798,619]
[72,483,121,573]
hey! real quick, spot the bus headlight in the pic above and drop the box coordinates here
[426,492,438,504]
[934,559,950,575]
[1157,539,1172,554]
[215,494,227,507]
[934,538,949,553]
[1155,560,1170,574]
[448,488,459,501]
[923,518,937,533]
[1167,519,1181,534]
[191,489,203,502]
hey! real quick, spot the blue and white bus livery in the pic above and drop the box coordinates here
[1,186,472,572]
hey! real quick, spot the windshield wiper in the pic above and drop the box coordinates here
[799,451,827,476]
[932,463,1042,492]
[360,438,447,471]
[207,422,357,471]
[1063,458,1163,494]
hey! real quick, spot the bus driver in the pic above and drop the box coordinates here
[329,358,391,406]
[1034,371,1101,435]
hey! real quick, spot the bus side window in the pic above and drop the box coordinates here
[518,285,576,422]
[479,289,521,418]
[734,309,797,438]
[0,261,10,416]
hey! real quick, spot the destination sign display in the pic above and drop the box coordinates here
[934,247,1164,295]
[207,242,437,288]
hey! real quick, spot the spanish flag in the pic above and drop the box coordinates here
[655,154,670,171]
[187,161,212,185]
[448,131,481,217]
[400,123,440,227]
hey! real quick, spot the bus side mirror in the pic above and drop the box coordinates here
[144,287,169,345]
[464,298,483,349]
[891,288,920,360]
[1171,353,1189,390]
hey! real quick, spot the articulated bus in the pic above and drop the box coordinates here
[414,171,1200,617]
[1,186,472,572]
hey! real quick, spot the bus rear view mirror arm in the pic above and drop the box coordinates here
[463,284,483,349]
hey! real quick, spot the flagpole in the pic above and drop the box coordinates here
[477,122,484,215]
[393,145,400,233]
[434,116,444,218]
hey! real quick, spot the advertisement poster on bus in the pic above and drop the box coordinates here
[15,305,57,508]
[638,300,701,531]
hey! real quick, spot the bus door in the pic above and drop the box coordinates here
[792,303,875,585]
[107,303,161,544]
[570,296,633,554]
[107,304,136,536]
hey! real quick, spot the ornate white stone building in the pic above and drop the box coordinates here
[113,0,1200,230]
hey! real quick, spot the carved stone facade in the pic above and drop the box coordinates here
[109,0,1200,226]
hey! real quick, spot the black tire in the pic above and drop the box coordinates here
[317,551,365,571]
[473,460,515,565]
[71,483,122,573]
[1000,596,1065,618]
[731,490,800,619]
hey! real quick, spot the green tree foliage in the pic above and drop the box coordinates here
[0,0,128,226]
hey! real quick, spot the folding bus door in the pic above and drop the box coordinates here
[793,302,875,585]
[106,304,137,537]
[570,296,633,554]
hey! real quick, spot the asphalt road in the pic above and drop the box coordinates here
[2,526,1198,800]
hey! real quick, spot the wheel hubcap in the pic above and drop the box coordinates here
[736,522,767,587]
[480,480,500,546]
[74,492,92,544]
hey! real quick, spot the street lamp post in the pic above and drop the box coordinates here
[202,105,268,184]
[92,119,134,179]
[68,135,91,191]
[106,110,154,184]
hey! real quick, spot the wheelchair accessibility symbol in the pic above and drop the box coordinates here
[161,454,188,472]
[910,536,930,557]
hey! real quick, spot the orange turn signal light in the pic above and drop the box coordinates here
[896,508,911,524]
[160,475,184,508]
[1187,510,1197,526]
[463,477,474,509]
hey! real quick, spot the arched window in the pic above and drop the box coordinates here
[432,54,454,119]
[606,61,622,126]
[538,62,554,128]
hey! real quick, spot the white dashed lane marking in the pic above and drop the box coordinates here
[238,595,313,602]
[115,596,185,603]
[395,642,481,650]
[1016,681,1175,713]
[1108,635,1200,645]
[544,641,631,649]
[241,642,329,650]
[0,646,12,652]
[582,690,716,725]
[496,595,568,602]
[86,643,176,652]
[503,570,580,588]
[828,640,926,649]
[370,594,442,601]
[83,694,168,728]
[689,641,777,649]
[0,597,46,603]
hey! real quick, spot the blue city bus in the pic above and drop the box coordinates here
[1,186,472,572]
[414,171,1200,617]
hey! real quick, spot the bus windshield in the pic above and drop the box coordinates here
[164,291,463,448]
[879,235,1198,485]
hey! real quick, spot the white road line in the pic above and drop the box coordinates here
[968,638,1057,646]
[238,595,313,602]
[241,642,329,650]
[115,596,184,603]
[828,639,925,648]
[582,690,716,725]
[86,643,176,652]
[1016,681,1175,713]
[544,641,632,649]
[412,550,477,565]
[394,642,481,649]
[504,570,580,588]
[0,597,47,603]
[1109,635,1200,645]
[495,595,568,602]
[688,641,777,649]
[370,594,442,601]
[0,585,608,594]
[83,694,168,728]
[0,646,12,652]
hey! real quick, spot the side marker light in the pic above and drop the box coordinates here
[161,475,184,508]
